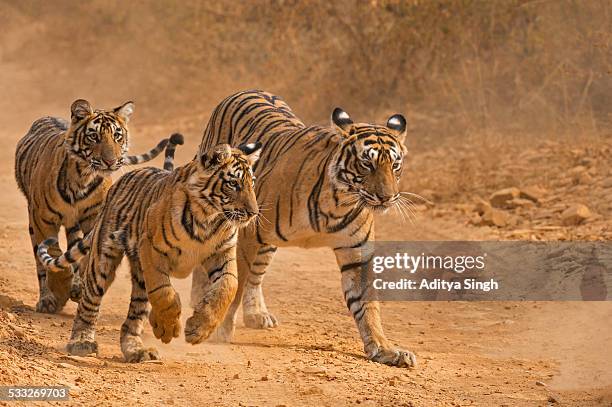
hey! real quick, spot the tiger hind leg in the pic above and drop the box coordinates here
[28,215,69,314]
[67,244,123,356]
[242,244,278,329]
[121,256,159,362]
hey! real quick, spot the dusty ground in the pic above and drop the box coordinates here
[1,118,611,407]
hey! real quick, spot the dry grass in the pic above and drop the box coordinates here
[0,0,610,141]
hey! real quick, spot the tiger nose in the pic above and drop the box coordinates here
[102,157,117,167]
[377,193,395,204]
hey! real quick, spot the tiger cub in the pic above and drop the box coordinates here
[38,140,261,362]
[196,90,415,367]
[15,99,172,314]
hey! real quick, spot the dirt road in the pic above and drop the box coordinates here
[1,122,611,406]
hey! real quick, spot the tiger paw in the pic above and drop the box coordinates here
[243,311,278,329]
[46,270,72,308]
[36,293,59,314]
[67,339,98,357]
[370,346,417,368]
[149,302,181,344]
[69,281,81,302]
[124,347,160,363]
[184,312,218,344]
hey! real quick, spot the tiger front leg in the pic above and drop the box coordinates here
[140,243,181,344]
[334,246,417,368]
[185,247,239,344]
[120,257,159,363]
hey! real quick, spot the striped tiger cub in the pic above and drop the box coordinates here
[195,90,416,368]
[38,139,261,362]
[15,99,175,314]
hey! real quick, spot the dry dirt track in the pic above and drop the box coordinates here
[0,122,611,407]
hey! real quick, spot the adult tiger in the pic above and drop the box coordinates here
[37,139,261,362]
[15,99,173,314]
[194,90,416,367]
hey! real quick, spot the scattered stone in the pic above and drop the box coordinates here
[468,212,482,226]
[8,323,25,338]
[57,362,78,369]
[473,198,492,215]
[302,366,327,374]
[489,188,520,208]
[577,172,592,184]
[480,209,509,227]
[535,381,546,387]
[141,360,163,365]
[507,198,535,209]
[260,375,269,381]
[561,204,591,226]
[519,186,545,203]
[569,165,587,175]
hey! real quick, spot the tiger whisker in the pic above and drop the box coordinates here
[399,191,433,205]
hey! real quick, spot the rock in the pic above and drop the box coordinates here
[577,172,592,184]
[8,323,25,338]
[519,186,545,203]
[57,362,78,369]
[142,360,163,365]
[569,165,587,175]
[473,198,492,215]
[602,178,612,188]
[302,366,327,374]
[561,204,591,226]
[468,212,482,226]
[489,188,520,208]
[480,209,509,227]
[507,198,535,209]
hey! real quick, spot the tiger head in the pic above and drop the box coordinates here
[191,142,262,225]
[65,99,134,174]
[329,108,408,213]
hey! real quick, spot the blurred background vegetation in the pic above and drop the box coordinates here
[0,0,610,143]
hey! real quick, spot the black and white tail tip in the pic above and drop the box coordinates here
[126,138,170,165]
[37,237,90,273]
[163,133,185,171]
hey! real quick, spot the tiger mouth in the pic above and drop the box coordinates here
[223,210,257,224]
[90,160,122,173]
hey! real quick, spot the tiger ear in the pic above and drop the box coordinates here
[70,99,93,123]
[386,114,407,144]
[237,142,262,165]
[331,107,354,136]
[113,101,135,124]
[200,144,232,170]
